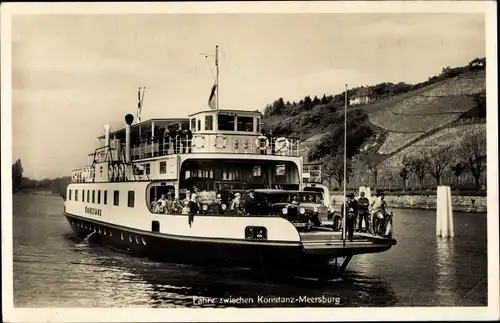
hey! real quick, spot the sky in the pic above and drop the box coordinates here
[10,13,485,179]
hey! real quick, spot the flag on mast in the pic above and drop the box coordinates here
[208,84,217,110]
[137,87,143,122]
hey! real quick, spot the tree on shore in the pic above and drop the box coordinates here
[12,159,24,192]
[360,155,380,190]
[407,156,427,189]
[450,161,467,189]
[425,148,453,186]
[321,154,353,189]
[459,131,486,189]
[399,165,409,190]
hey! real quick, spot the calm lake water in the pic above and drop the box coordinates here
[12,194,487,307]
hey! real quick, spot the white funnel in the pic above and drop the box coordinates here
[104,124,111,147]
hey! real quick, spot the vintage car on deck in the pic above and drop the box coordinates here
[240,189,329,231]
[302,183,342,231]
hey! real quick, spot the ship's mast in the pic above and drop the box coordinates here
[215,45,219,110]
[343,84,347,246]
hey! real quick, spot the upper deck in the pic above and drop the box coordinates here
[96,109,300,161]
[72,109,302,184]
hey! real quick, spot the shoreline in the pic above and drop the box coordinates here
[330,194,487,213]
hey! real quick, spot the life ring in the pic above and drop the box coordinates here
[214,135,227,149]
[275,137,290,152]
[255,136,269,150]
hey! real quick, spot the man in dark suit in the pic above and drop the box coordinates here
[357,191,370,232]
[341,193,358,241]
[244,190,259,215]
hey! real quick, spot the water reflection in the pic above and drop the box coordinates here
[434,237,459,305]
[76,241,398,307]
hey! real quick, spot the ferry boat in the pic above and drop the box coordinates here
[63,47,396,276]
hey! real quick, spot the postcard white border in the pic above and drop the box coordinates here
[1,1,498,322]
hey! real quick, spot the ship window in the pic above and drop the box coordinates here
[257,118,260,132]
[143,163,151,175]
[197,119,201,131]
[191,118,196,132]
[276,164,286,176]
[97,190,101,204]
[205,116,213,130]
[104,190,108,205]
[253,166,262,177]
[82,190,85,202]
[92,190,95,203]
[69,189,72,200]
[218,114,235,131]
[128,191,135,208]
[113,190,119,206]
[237,116,254,132]
[159,161,167,174]
[75,190,79,201]
[87,190,90,203]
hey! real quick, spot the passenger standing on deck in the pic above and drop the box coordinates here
[175,125,182,154]
[244,190,258,215]
[165,192,174,214]
[341,193,358,241]
[156,194,168,214]
[185,127,193,153]
[150,196,158,211]
[214,193,223,214]
[188,193,200,227]
[230,192,242,212]
[370,191,389,235]
[357,191,370,232]
[182,190,191,215]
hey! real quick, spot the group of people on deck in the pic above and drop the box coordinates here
[133,124,194,158]
[340,190,392,241]
[150,189,260,218]
[150,190,199,215]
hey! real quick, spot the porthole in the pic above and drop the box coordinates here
[135,236,139,244]
[129,235,133,243]
[121,232,124,240]
[109,231,113,237]
[141,237,146,246]
[103,228,107,235]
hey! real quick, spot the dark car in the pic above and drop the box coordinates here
[241,189,329,231]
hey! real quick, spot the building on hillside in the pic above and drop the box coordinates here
[349,87,375,106]
[469,58,486,70]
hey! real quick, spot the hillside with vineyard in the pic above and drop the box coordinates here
[262,58,487,191]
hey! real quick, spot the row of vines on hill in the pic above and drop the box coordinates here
[322,129,486,191]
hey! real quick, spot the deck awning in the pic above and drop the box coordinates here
[97,118,190,140]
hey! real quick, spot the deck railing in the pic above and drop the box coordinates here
[130,134,300,161]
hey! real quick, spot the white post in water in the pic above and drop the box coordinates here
[436,185,454,237]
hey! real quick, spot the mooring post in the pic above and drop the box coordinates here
[436,185,454,238]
